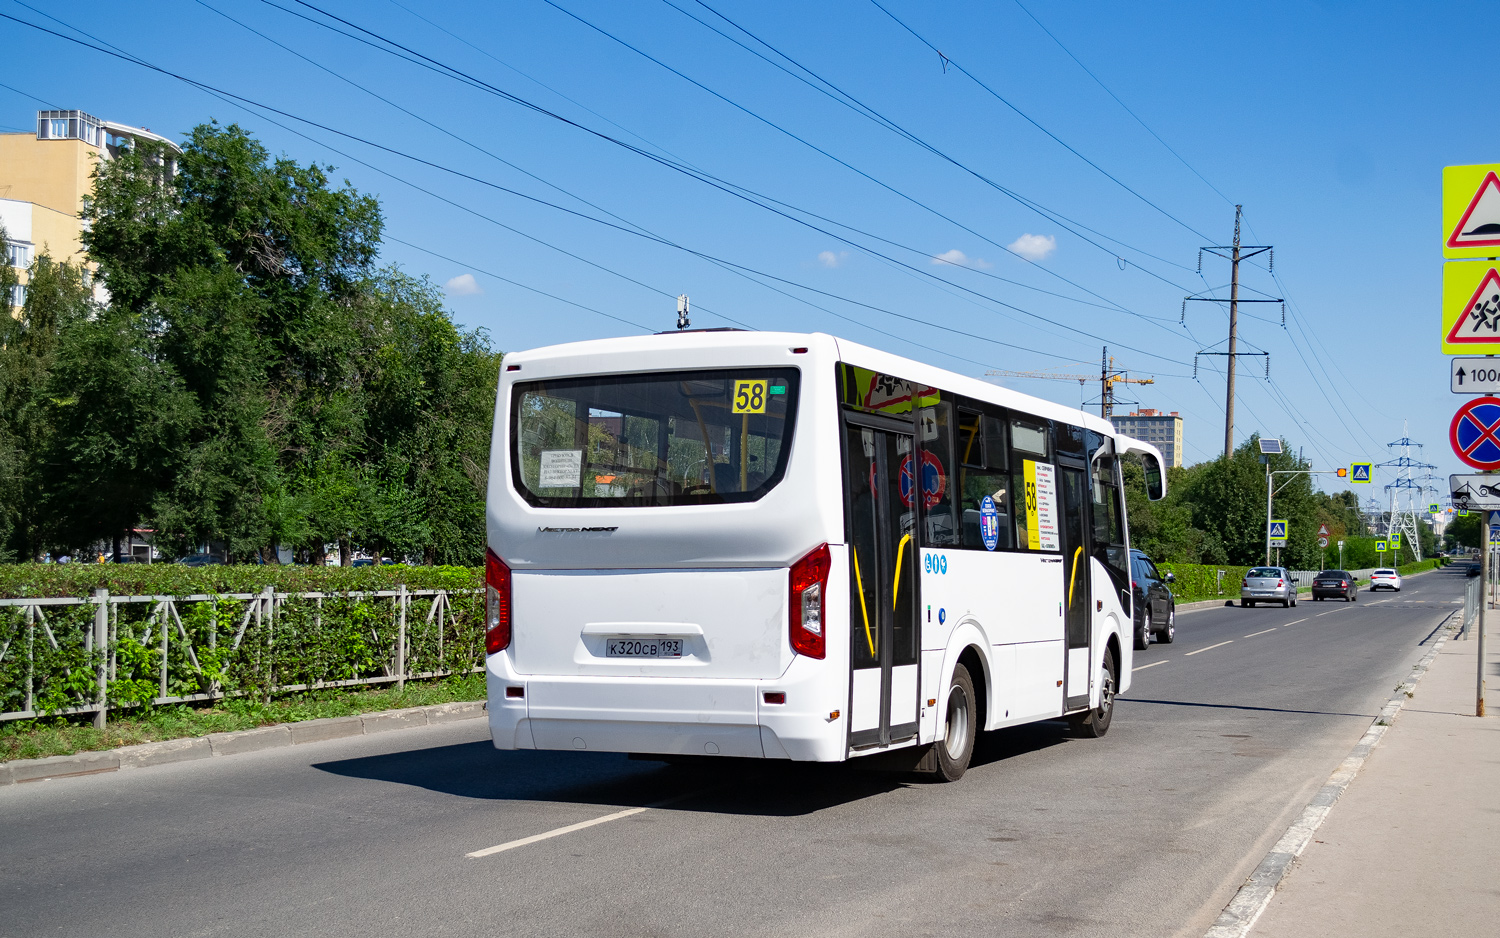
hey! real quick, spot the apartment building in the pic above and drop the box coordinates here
[1110,408,1184,467]
[1,109,178,310]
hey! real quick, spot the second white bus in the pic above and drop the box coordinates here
[483,331,1167,780]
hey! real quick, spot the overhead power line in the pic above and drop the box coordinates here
[867,0,1213,243]
[1008,0,1236,209]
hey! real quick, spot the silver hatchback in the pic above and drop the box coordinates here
[1241,566,1297,608]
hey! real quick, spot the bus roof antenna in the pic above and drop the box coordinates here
[676,294,690,331]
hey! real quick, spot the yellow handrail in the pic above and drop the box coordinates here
[892,533,911,610]
[852,547,876,657]
[1066,546,1084,610]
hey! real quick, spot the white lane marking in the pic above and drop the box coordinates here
[1244,628,1277,638]
[1184,640,1233,657]
[467,807,647,858]
[1133,660,1168,671]
[1283,618,1307,626]
[1314,610,1338,617]
[467,792,698,858]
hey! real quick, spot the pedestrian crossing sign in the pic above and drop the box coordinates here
[1429,503,1440,512]
[1390,533,1402,548]
[1376,540,1388,552]
[1350,463,1372,483]
[1267,519,1288,547]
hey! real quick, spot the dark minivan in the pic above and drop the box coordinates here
[1130,548,1177,649]
[1311,570,1358,602]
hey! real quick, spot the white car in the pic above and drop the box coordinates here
[1369,568,1402,591]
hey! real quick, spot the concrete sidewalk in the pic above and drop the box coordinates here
[1251,616,1500,937]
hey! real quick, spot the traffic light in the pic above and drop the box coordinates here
[1336,467,1348,477]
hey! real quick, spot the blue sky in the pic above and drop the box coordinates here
[2,0,1491,502]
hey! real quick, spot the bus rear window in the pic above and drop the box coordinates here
[512,368,800,507]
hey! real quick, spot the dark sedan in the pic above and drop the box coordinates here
[1311,570,1358,602]
[1130,548,1177,649]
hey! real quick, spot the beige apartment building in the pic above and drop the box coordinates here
[1,109,178,310]
[1110,408,1184,467]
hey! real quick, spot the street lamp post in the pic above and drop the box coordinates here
[1265,467,1350,565]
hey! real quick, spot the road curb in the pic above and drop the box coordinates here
[1201,612,1457,938]
[0,700,486,787]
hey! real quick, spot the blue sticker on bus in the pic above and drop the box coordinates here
[979,495,1000,551]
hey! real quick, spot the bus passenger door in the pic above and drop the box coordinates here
[844,420,920,749]
[1058,462,1092,710]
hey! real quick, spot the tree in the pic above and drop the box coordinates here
[68,122,498,564]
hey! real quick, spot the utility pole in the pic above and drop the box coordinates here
[1184,206,1278,458]
[1225,208,1241,458]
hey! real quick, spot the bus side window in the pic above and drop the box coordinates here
[958,410,1014,549]
[918,403,961,547]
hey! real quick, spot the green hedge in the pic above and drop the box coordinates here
[1397,558,1442,576]
[1157,563,1255,603]
[0,564,481,600]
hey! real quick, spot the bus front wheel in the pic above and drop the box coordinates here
[1071,647,1116,739]
[931,664,976,782]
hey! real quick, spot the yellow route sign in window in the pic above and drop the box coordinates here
[1443,164,1500,258]
[731,379,767,414]
[1442,261,1500,353]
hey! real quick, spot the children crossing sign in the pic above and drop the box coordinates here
[1350,463,1372,483]
[1441,263,1500,353]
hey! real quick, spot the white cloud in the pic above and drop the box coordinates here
[817,250,848,268]
[1007,233,1056,261]
[931,248,992,269]
[445,273,482,296]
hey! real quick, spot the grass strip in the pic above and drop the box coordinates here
[0,672,486,763]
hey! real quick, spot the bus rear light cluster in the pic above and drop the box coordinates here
[485,547,512,654]
[789,543,830,659]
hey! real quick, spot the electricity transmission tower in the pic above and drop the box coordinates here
[1378,427,1436,561]
[987,346,1153,419]
[1183,205,1280,457]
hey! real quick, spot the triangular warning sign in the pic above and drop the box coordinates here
[1317,523,1330,537]
[1445,266,1500,343]
[1448,171,1500,248]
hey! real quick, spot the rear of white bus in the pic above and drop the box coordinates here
[482,332,850,762]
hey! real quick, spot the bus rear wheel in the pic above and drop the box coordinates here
[931,664,976,782]
[1071,647,1117,739]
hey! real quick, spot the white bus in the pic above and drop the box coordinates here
[483,331,1167,780]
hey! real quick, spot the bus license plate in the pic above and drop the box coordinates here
[606,639,683,658]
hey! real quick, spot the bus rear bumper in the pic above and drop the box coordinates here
[485,653,845,762]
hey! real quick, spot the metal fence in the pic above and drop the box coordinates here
[1461,573,1483,639]
[0,586,484,726]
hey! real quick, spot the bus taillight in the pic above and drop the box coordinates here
[789,543,831,659]
[485,548,512,654]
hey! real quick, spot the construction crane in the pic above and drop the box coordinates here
[986,347,1154,419]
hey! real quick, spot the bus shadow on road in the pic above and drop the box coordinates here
[312,741,908,816]
[311,722,1072,815]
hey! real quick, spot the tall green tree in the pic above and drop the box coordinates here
[68,122,498,564]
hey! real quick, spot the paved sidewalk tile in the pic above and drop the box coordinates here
[1253,621,1500,938]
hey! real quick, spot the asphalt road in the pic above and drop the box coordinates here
[0,568,1465,938]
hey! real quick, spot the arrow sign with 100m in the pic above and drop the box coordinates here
[1451,356,1500,393]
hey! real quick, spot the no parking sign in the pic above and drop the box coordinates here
[1450,396,1500,470]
